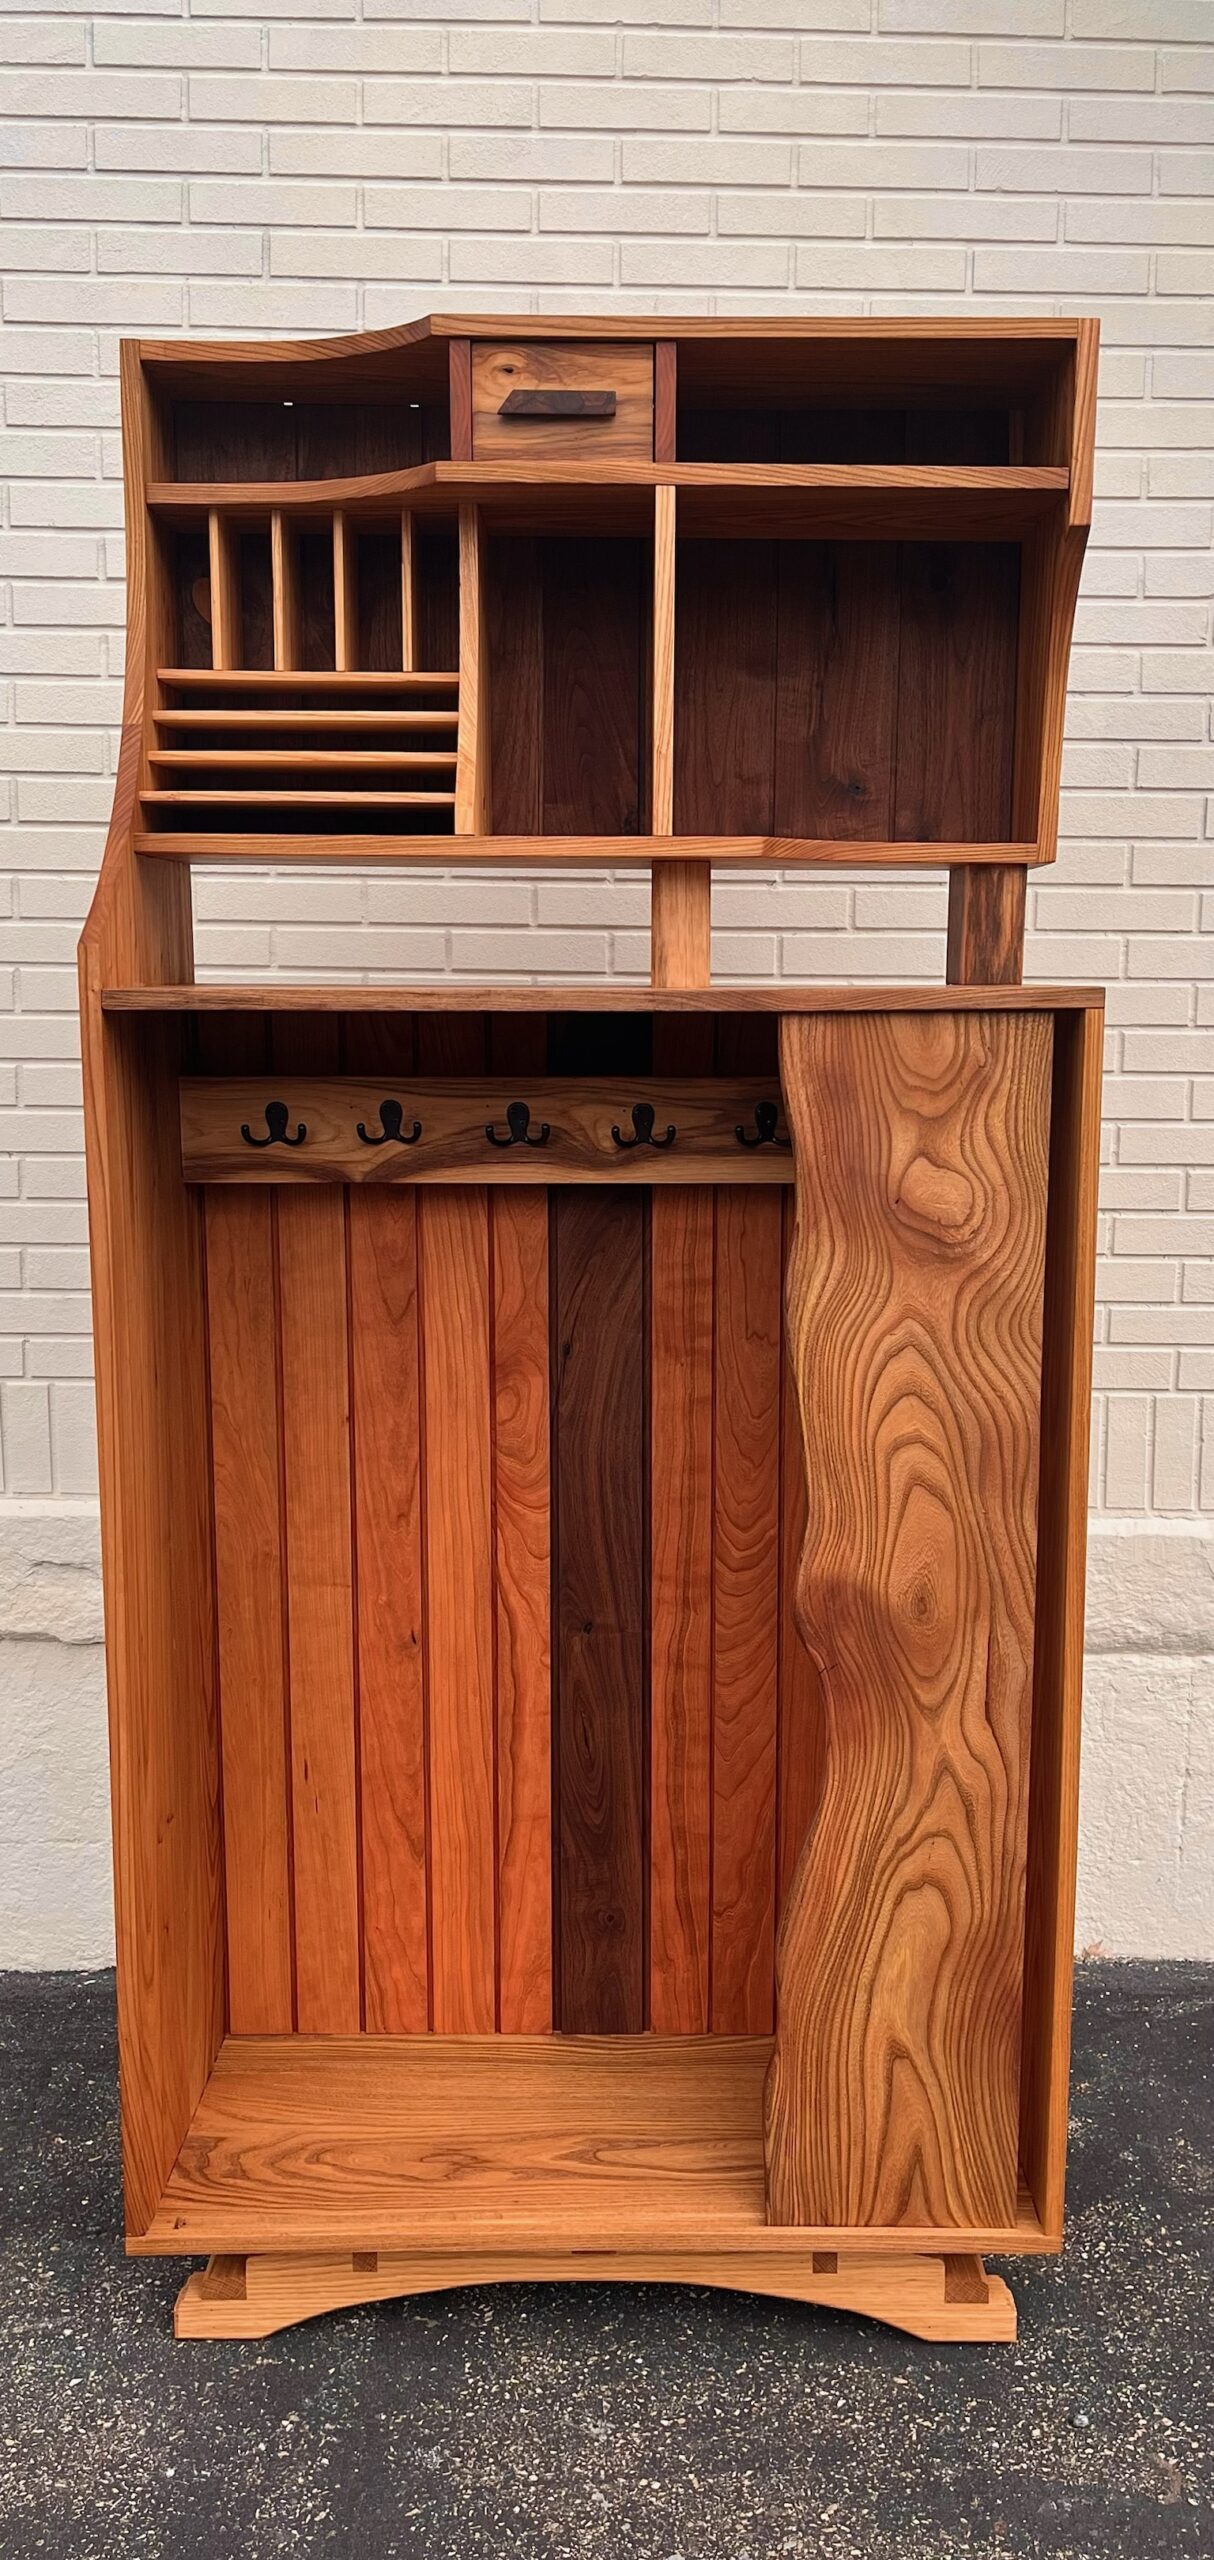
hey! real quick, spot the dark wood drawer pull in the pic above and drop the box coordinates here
[498,389,617,420]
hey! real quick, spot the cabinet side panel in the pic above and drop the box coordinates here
[1019,1004,1102,2240]
[767,1009,1050,2230]
[82,1009,222,2233]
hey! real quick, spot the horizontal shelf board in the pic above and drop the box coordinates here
[131,2033,1048,2258]
[133,832,1045,868]
[140,789,456,810]
[181,1075,794,1187]
[155,709,460,732]
[158,667,459,691]
[150,750,458,772]
[104,983,1104,1017]
[149,461,1068,541]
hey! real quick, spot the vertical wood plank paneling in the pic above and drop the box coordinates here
[205,1189,293,2035]
[673,540,777,835]
[492,1188,553,2033]
[894,543,1019,843]
[767,1010,1050,2230]
[649,1184,714,2034]
[348,1187,428,2035]
[419,1182,497,2034]
[774,545,898,841]
[276,1185,361,2034]
[711,1186,782,2035]
[551,1188,648,2034]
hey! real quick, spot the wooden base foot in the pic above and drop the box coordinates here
[174,2248,1016,2342]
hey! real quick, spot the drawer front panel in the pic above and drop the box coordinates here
[471,340,655,461]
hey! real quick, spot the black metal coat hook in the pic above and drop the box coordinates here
[611,1101,676,1150]
[486,1100,550,1149]
[357,1099,422,1146]
[736,1100,790,1150]
[240,1099,306,1148]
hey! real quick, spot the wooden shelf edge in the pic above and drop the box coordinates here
[148,460,1069,520]
[103,984,1105,1016]
[133,832,1047,867]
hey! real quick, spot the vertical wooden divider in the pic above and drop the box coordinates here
[270,509,299,673]
[332,509,357,673]
[946,865,1027,988]
[401,510,417,673]
[650,484,709,988]
[207,508,240,670]
[455,504,488,833]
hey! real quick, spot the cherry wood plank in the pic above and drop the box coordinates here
[349,1187,428,2035]
[711,1187,782,2036]
[418,1184,496,2034]
[551,1188,648,2034]
[204,1190,293,2035]
[767,1009,1051,2228]
[275,1186,361,2034]
[649,1185,714,2034]
[492,1189,553,2032]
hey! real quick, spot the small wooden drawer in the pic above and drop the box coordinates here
[470,342,655,463]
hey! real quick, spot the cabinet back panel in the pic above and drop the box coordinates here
[678,405,1011,465]
[198,1012,812,2040]
[674,540,1019,843]
[488,535,650,835]
[172,397,450,481]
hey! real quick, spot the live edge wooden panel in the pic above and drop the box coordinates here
[82,316,1102,2343]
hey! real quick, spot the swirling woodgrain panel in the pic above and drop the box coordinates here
[766,1009,1050,2230]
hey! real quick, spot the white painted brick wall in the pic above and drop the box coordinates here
[0,1,1210,1961]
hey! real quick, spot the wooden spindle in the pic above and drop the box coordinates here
[207,509,240,671]
[332,510,357,673]
[270,509,299,673]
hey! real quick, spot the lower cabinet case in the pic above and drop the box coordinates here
[85,993,1102,2344]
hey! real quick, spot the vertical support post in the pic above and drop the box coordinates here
[332,509,356,674]
[270,508,299,673]
[455,503,488,835]
[449,339,473,463]
[208,508,240,671]
[946,865,1027,987]
[401,509,417,674]
[650,483,708,987]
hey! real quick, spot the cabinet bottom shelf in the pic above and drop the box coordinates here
[133,2034,1049,2262]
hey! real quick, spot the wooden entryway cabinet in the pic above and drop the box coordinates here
[81,315,1101,2343]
